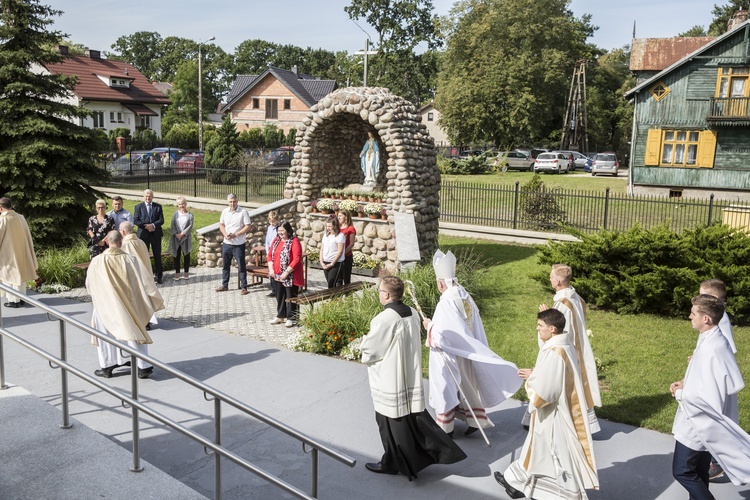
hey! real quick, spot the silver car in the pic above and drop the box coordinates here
[554,151,590,171]
[591,152,619,176]
[493,151,534,172]
[534,152,571,174]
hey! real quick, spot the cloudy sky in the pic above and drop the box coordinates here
[48,0,717,55]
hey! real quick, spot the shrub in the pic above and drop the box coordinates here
[33,241,90,290]
[536,223,750,324]
[520,174,567,229]
[438,155,492,175]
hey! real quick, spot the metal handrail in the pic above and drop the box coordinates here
[0,284,356,499]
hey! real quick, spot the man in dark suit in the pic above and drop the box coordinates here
[133,189,164,284]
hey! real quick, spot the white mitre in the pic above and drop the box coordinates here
[433,249,457,285]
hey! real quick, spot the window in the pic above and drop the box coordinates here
[252,98,259,109]
[117,112,124,123]
[644,128,717,168]
[650,82,670,101]
[265,99,278,119]
[109,111,116,123]
[92,111,105,128]
[716,67,750,98]
[283,99,291,110]
[427,112,434,121]
[140,115,151,129]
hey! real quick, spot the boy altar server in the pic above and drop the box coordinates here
[496,308,599,500]
[669,294,750,498]
[423,249,522,436]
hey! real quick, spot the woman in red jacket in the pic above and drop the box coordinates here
[267,221,304,327]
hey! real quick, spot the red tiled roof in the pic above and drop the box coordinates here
[46,55,171,105]
[630,37,716,71]
[123,102,158,116]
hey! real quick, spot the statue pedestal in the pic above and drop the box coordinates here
[345,183,375,192]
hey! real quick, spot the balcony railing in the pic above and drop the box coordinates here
[708,96,750,120]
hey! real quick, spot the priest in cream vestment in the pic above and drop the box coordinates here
[424,249,521,436]
[0,197,37,308]
[119,221,161,327]
[360,276,466,480]
[86,231,164,379]
[496,308,598,500]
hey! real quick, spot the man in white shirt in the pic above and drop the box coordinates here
[670,294,750,498]
[216,194,252,295]
[107,196,133,233]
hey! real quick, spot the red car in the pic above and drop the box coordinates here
[176,153,205,174]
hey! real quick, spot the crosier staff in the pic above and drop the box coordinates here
[403,279,491,447]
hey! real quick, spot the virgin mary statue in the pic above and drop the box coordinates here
[360,131,380,185]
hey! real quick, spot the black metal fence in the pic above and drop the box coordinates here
[441,180,750,234]
[103,165,289,204]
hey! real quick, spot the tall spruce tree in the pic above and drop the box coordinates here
[0,0,108,247]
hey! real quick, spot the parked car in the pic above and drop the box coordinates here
[493,151,534,172]
[105,151,149,176]
[458,149,485,160]
[553,150,591,172]
[591,152,619,176]
[265,146,294,168]
[176,153,205,174]
[515,148,548,161]
[534,152,571,174]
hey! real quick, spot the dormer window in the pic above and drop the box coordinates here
[111,78,130,88]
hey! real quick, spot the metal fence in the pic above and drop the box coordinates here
[103,164,289,204]
[441,180,750,234]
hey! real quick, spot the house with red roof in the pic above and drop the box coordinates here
[36,47,171,137]
[222,66,337,134]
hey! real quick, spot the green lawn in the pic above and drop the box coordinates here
[439,235,749,434]
[443,169,630,194]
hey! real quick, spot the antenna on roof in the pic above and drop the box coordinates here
[632,21,636,39]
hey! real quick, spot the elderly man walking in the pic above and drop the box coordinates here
[0,197,38,308]
[86,231,164,379]
[119,221,162,329]
[215,194,252,295]
[133,189,164,284]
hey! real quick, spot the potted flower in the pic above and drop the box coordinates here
[352,251,381,277]
[380,208,388,220]
[374,191,385,203]
[317,198,335,214]
[335,188,346,200]
[363,203,381,219]
[357,205,365,218]
[311,200,319,213]
[339,199,358,213]
[332,202,340,214]
[321,188,333,199]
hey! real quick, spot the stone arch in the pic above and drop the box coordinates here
[285,87,440,270]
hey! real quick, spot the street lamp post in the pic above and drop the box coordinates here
[198,36,215,152]
[351,20,377,87]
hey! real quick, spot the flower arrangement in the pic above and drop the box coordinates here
[310,200,318,212]
[338,199,358,213]
[317,198,336,213]
[380,208,388,219]
[352,251,380,269]
[363,203,381,215]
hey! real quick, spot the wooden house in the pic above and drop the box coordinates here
[624,18,750,200]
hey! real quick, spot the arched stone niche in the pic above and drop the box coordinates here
[285,87,440,271]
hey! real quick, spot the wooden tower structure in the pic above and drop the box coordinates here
[560,59,589,152]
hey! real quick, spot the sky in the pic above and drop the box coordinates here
[47,0,718,55]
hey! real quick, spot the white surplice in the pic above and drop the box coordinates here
[553,287,601,432]
[673,326,750,485]
[0,210,37,303]
[504,333,599,500]
[427,284,522,429]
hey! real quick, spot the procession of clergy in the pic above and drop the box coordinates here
[3,194,750,500]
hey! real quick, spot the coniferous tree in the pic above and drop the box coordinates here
[0,0,109,247]
[205,117,243,184]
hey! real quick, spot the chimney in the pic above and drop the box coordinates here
[728,9,749,31]
[85,49,101,59]
[292,65,298,76]
[58,45,69,55]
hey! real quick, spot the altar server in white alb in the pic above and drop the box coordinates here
[538,264,600,433]
[495,308,599,500]
[423,249,522,436]
[0,197,37,308]
[87,231,164,379]
[669,294,750,499]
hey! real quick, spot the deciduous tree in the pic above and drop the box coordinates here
[0,0,108,247]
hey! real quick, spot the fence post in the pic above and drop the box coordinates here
[193,162,198,199]
[244,163,249,203]
[603,187,610,230]
[146,160,150,189]
[708,193,715,225]
[513,181,520,229]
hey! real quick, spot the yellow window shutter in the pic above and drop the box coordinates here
[697,130,717,168]
[644,129,662,165]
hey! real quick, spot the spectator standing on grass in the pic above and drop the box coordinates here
[319,216,345,289]
[670,294,750,499]
[267,221,304,328]
[337,209,356,286]
[215,194,252,295]
[168,196,193,281]
[0,197,37,309]
[86,199,115,260]
[265,211,280,297]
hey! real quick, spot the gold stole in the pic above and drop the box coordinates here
[559,298,595,409]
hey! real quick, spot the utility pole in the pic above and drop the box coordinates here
[351,20,377,86]
[560,59,589,152]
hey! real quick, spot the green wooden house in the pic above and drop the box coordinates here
[625,20,750,199]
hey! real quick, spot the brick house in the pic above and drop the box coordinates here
[38,48,171,137]
[221,66,337,134]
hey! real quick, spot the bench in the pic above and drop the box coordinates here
[245,247,308,291]
[286,281,371,310]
